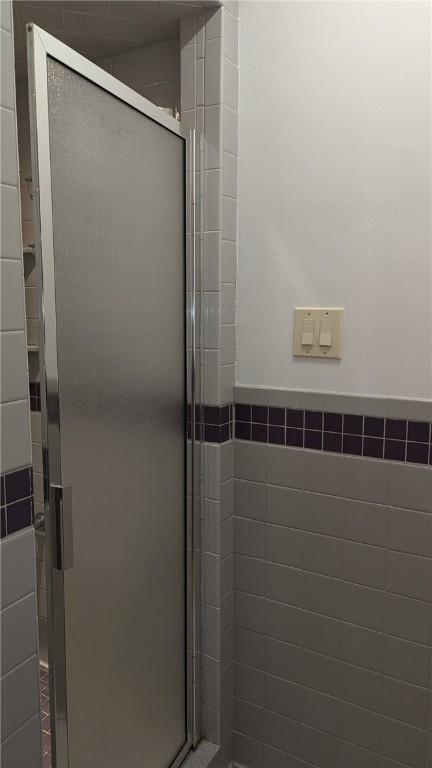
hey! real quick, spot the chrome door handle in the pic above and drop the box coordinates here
[51,484,73,571]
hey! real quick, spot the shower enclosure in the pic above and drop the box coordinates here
[27,24,200,768]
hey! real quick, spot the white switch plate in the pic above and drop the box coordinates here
[293,308,344,358]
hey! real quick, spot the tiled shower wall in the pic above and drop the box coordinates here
[232,387,432,768]
[99,37,180,114]
[15,77,50,668]
[180,4,238,764]
[0,0,41,765]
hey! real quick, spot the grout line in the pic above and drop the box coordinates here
[233,474,428,518]
[1,710,41,747]
[0,396,30,407]
[234,512,432,561]
[234,550,432,607]
[232,729,319,768]
[235,669,429,736]
[234,625,431,693]
[0,588,35,614]
[0,181,18,191]
[233,705,412,768]
[1,652,38,681]
[234,587,432,651]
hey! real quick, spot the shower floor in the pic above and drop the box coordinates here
[40,666,51,768]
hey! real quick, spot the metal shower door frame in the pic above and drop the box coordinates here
[27,24,200,768]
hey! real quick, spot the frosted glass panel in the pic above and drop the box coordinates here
[46,57,186,768]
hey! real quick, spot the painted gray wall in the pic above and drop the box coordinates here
[233,436,432,768]
[236,0,431,398]
[1,1,41,765]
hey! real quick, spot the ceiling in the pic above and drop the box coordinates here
[13,0,215,81]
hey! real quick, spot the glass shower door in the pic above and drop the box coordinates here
[27,25,197,768]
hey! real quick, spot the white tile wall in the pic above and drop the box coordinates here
[0,107,18,185]
[221,283,236,326]
[222,195,237,243]
[203,232,221,291]
[204,169,222,231]
[1,592,38,675]
[99,37,180,113]
[204,38,222,107]
[1,529,41,765]
[203,292,221,350]
[1,654,39,740]
[204,105,222,170]
[0,330,28,402]
[221,364,235,403]
[221,325,236,365]
[222,58,238,113]
[26,318,39,347]
[0,400,31,473]
[1,525,36,608]
[180,43,196,110]
[142,38,179,85]
[31,442,43,475]
[203,350,222,404]
[111,48,142,92]
[223,9,238,65]
[221,240,236,283]
[1,714,41,768]
[30,412,42,444]
[25,286,38,318]
[0,0,11,31]
[21,217,34,247]
[0,4,41,765]
[222,105,238,156]
[32,472,44,504]
[221,151,237,199]
[196,57,205,107]
[0,258,26,330]
[1,28,15,109]
[180,5,238,757]
[205,8,223,41]
[0,185,21,259]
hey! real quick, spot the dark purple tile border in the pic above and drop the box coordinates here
[0,467,34,539]
[235,404,432,466]
[187,399,431,466]
[187,404,233,443]
[30,382,41,412]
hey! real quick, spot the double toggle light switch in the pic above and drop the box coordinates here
[294,308,344,358]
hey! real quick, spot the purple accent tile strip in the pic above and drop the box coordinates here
[235,404,432,466]
[187,404,233,443]
[30,381,41,412]
[0,466,34,539]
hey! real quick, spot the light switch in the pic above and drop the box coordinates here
[301,317,314,346]
[293,308,344,358]
[319,319,332,347]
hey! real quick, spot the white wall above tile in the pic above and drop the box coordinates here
[237,1,431,398]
